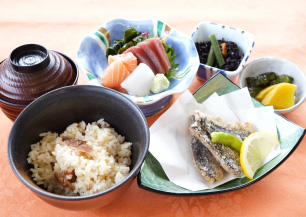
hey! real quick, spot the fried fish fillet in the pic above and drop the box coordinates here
[190,136,224,183]
[190,116,224,183]
[190,111,254,176]
[195,110,254,141]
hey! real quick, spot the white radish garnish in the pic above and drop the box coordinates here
[121,63,155,97]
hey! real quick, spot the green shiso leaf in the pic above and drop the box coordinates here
[162,40,179,80]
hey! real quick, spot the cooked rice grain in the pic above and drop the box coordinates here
[27,119,132,196]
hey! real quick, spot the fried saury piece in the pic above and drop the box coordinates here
[195,110,253,141]
[190,115,224,183]
[190,111,254,176]
[190,135,224,183]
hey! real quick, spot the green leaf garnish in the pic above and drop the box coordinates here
[162,40,179,79]
[149,25,154,39]
[106,27,141,57]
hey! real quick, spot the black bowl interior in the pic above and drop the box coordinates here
[8,85,149,199]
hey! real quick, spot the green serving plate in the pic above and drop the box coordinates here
[137,72,306,195]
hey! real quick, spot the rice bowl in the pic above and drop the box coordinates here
[8,85,149,210]
[28,119,132,196]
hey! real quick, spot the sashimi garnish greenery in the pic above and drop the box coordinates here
[162,40,179,80]
[106,27,147,56]
[105,26,179,80]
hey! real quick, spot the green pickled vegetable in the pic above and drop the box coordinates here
[270,74,294,85]
[208,34,225,67]
[206,45,215,66]
[258,72,277,86]
[246,72,277,87]
[246,72,294,98]
[246,76,256,87]
[248,87,262,98]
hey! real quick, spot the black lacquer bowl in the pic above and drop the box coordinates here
[8,85,150,210]
[0,44,78,121]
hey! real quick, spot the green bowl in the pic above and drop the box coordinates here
[137,72,306,195]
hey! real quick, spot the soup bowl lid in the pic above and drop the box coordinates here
[0,44,76,105]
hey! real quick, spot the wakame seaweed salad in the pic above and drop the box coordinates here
[106,28,147,57]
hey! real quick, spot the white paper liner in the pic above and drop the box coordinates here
[149,88,280,191]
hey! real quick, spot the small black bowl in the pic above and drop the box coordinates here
[7,85,149,210]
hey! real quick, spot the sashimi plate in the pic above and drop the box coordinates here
[77,18,199,117]
[137,73,306,195]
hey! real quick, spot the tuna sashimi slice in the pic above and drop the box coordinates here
[138,40,164,74]
[151,38,171,73]
[124,46,157,74]
[123,38,171,75]
[101,59,131,90]
[108,52,138,73]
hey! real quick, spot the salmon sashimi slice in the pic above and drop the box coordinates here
[138,40,164,74]
[108,52,138,73]
[124,46,157,74]
[101,59,131,90]
[151,38,171,73]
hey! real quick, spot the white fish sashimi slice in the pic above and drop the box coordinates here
[121,63,155,97]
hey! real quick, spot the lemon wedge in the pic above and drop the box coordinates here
[240,132,279,179]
